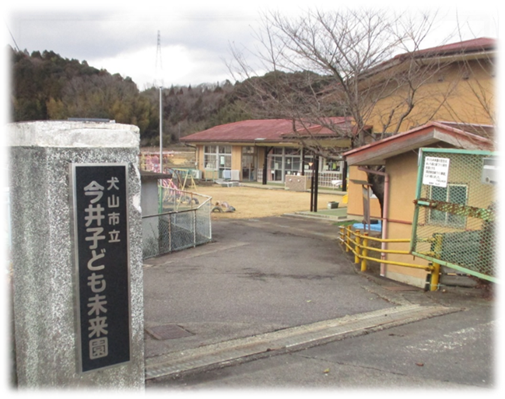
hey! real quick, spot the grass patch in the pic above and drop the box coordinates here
[333,220,360,227]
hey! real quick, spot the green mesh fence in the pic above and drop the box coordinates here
[411,148,497,283]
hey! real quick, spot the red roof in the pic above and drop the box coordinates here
[343,121,494,166]
[180,117,352,143]
[396,37,496,59]
[360,37,496,81]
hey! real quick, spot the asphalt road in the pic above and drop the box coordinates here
[151,305,493,389]
[143,216,496,391]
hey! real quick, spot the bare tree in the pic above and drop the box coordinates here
[230,9,446,142]
[228,8,487,214]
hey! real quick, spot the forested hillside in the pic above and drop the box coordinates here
[9,46,256,146]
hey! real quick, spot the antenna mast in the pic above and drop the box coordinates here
[154,30,164,88]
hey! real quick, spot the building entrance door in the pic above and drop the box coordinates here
[242,153,256,181]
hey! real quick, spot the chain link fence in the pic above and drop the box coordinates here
[411,148,497,283]
[142,187,212,259]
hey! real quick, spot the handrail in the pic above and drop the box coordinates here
[355,235,411,243]
[338,225,439,291]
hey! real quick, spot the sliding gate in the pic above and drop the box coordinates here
[411,148,498,283]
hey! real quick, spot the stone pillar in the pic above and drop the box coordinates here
[9,121,144,388]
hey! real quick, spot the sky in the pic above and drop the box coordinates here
[3,0,501,91]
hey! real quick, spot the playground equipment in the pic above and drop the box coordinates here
[142,154,200,211]
[173,168,197,191]
[212,201,236,213]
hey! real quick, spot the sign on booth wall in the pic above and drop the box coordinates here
[422,157,450,187]
[71,164,131,373]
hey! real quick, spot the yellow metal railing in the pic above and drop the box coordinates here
[338,225,440,291]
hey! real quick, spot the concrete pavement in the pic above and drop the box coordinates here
[143,215,496,390]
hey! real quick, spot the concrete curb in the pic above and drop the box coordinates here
[145,304,461,381]
[283,212,351,222]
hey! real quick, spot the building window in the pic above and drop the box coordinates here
[323,159,343,172]
[204,145,217,154]
[268,147,302,181]
[204,145,231,178]
[204,154,216,170]
[428,184,468,228]
[219,146,231,154]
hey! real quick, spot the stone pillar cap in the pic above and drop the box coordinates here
[8,121,140,148]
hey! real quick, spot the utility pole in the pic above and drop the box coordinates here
[155,31,164,172]
[159,87,163,172]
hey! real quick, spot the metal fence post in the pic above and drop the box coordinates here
[430,233,443,291]
[193,210,197,247]
[168,214,172,253]
[361,232,368,272]
[355,230,361,264]
[346,226,351,252]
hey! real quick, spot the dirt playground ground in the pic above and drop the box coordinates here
[192,184,343,219]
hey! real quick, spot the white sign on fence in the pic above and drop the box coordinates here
[422,156,450,187]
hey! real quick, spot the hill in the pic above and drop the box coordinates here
[9,47,332,146]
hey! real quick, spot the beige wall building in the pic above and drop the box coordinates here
[344,37,496,287]
[362,38,495,135]
[180,118,351,184]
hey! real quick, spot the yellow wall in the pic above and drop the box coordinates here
[387,152,419,223]
[384,152,428,288]
[231,146,242,172]
[197,145,204,170]
[366,59,494,134]
[346,167,382,219]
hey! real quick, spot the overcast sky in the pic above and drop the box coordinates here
[3,0,501,91]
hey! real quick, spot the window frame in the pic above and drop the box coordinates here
[428,183,468,228]
[203,145,231,178]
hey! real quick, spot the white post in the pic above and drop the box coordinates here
[159,86,163,173]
